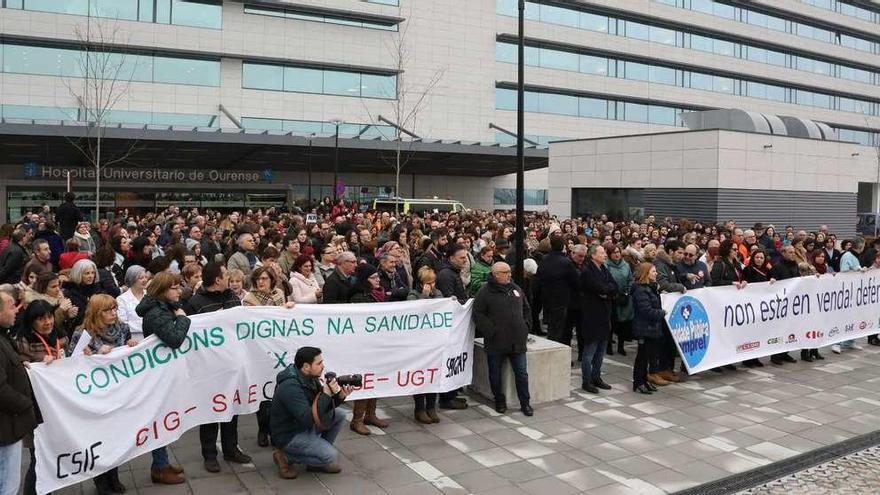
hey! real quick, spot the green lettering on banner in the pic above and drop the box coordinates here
[327,317,354,335]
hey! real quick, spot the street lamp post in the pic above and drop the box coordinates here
[331,119,343,202]
[514,0,526,286]
[306,133,315,207]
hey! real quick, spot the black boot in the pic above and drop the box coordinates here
[108,468,126,493]
[606,341,614,356]
[801,350,814,363]
[617,342,626,356]
[811,349,825,360]
[494,395,507,414]
[94,472,113,495]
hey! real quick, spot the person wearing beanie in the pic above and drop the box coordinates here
[347,263,391,435]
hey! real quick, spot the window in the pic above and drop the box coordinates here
[624,21,650,40]
[579,12,609,32]
[689,72,713,91]
[285,67,323,93]
[746,81,767,99]
[1,104,78,121]
[242,63,283,90]
[648,106,677,125]
[496,42,516,63]
[540,48,578,71]
[540,4,578,27]
[579,97,607,118]
[624,61,649,81]
[0,42,220,87]
[361,74,396,99]
[713,76,735,94]
[323,70,361,96]
[648,65,676,85]
[623,102,648,123]
[580,54,609,75]
[539,93,578,116]
[649,26,676,45]
[496,88,516,111]
[153,56,219,86]
[494,188,547,205]
[242,62,396,99]
[6,0,222,28]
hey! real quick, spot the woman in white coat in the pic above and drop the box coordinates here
[289,254,323,303]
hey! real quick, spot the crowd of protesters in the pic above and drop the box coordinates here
[1,191,878,491]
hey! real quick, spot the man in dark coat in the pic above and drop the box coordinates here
[0,230,29,285]
[769,245,801,364]
[184,263,252,472]
[436,245,469,409]
[579,244,618,394]
[0,290,37,494]
[567,245,588,363]
[322,251,357,304]
[536,236,579,346]
[653,240,687,382]
[473,262,533,416]
[56,192,83,241]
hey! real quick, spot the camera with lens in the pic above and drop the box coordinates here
[324,372,363,388]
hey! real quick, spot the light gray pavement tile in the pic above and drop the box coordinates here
[703,451,765,474]
[490,460,554,483]
[317,474,388,495]
[467,447,521,468]
[385,481,443,495]
[386,447,423,464]
[587,442,636,462]
[795,425,853,445]
[761,417,817,434]
[368,465,426,489]
[615,435,663,454]
[527,452,589,475]
[526,420,578,436]
[426,453,486,476]
[642,448,698,470]
[640,467,702,493]
[392,430,443,447]
[584,424,635,442]
[769,434,825,453]
[590,481,660,495]
[457,418,509,434]
[607,455,669,477]
[503,440,557,459]
[409,441,466,461]
[739,423,791,441]
[480,427,531,446]
[830,418,879,435]
[714,430,767,449]
[518,475,582,495]
[615,418,663,435]
[445,435,497,453]
[557,466,616,490]
[641,428,692,448]
[449,468,512,492]
[745,442,802,462]
[711,413,759,429]
[348,450,405,471]
[559,449,603,467]
[553,430,607,449]
[670,459,733,484]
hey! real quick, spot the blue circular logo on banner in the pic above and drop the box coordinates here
[668,296,711,369]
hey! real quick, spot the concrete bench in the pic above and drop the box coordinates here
[469,336,572,405]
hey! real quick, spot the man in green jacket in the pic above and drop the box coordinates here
[269,347,353,479]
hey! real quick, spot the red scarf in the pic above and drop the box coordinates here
[369,287,386,302]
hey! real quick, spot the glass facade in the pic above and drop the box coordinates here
[244,4,398,31]
[655,0,878,53]
[496,0,879,86]
[494,188,548,205]
[495,87,688,127]
[242,62,396,99]
[0,104,218,126]
[1,0,222,29]
[0,41,221,86]
[496,41,879,116]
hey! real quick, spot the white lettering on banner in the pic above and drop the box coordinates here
[28,299,475,494]
[662,271,880,374]
[31,165,268,183]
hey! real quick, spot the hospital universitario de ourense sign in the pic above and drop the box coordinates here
[23,164,274,183]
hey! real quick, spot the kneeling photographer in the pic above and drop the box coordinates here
[269,346,357,479]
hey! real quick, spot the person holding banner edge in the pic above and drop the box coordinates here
[0,289,37,495]
[631,262,666,394]
[135,272,191,485]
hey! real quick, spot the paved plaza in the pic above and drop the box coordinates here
[741,444,880,494]
[52,343,880,495]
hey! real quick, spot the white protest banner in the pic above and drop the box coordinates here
[28,299,475,494]
[662,271,880,374]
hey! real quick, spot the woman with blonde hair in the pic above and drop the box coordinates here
[407,266,443,424]
[227,268,247,300]
[243,265,294,446]
[69,294,137,493]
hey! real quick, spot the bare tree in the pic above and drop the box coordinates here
[63,15,140,220]
[362,5,445,213]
